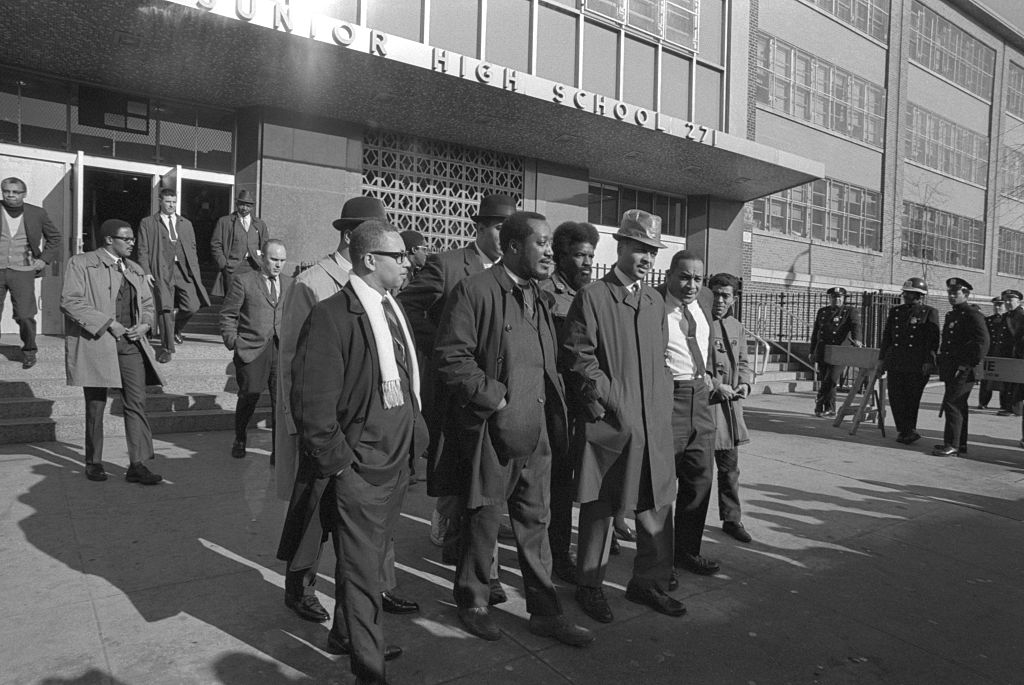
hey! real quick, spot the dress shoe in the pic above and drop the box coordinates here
[723,521,753,543]
[624,581,687,617]
[156,349,171,364]
[813,410,824,417]
[931,445,958,457]
[667,570,679,592]
[823,409,837,418]
[488,578,507,606]
[609,534,621,555]
[285,592,329,622]
[381,591,419,614]
[552,554,579,585]
[675,552,720,576]
[902,431,921,445]
[326,631,402,660]
[574,586,613,623]
[528,614,594,647]
[173,333,185,345]
[997,409,1018,417]
[458,606,501,641]
[85,464,108,481]
[614,522,637,542]
[976,404,987,410]
[125,462,162,485]
[231,439,246,459]
[21,351,37,369]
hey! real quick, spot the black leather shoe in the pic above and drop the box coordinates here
[285,593,329,622]
[675,552,720,576]
[902,431,921,444]
[458,607,501,641]
[156,349,171,364]
[231,439,246,459]
[528,614,594,647]
[85,464,108,481]
[613,522,637,542]
[173,333,185,345]
[625,581,687,617]
[326,631,402,660]
[723,521,752,543]
[667,570,679,592]
[21,351,37,369]
[125,462,162,485]
[382,591,419,614]
[575,586,613,623]
[552,555,579,585]
[488,578,507,606]
[932,444,958,457]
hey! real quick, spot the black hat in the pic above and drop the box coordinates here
[333,197,388,232]
[400,230,425,251]
[992,296,1005,304]
[901,277,928,294]
[946,277,973,291]
[1001,289,1022,300]
[235,189,256,204]
[826,287,847,296]
[99,219,131,241]
[471,194,517,223]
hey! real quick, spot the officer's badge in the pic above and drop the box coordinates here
[833,316,840,323]
[910,317,918,325]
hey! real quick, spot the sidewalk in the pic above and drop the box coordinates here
[1,385,1022,684]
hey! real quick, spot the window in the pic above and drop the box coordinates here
[588,182,686,236]
[801,0,890,42]
[751,178,882,249]
[1007,62,1024,120]
[755,33,885,146]
[904,102,988,184]
[580,0,700,52]
[901,201,985,268]
[1001,145,1024,200]
[908,1,994,98]
[998,226,1024,276]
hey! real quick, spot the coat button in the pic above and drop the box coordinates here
[505,324,512,331]
[537,397,544,403]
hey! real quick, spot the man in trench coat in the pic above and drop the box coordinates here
[558,209,681,623]
[60,219,164,485]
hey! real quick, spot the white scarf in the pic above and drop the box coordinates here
[349,274,420,410]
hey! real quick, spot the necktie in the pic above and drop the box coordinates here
[625,282,640,307]
[682,305,706,378]
[514,284,535,318]
[268,276,278,304]
[165,215,178,242]
[116,259,125,274]
[382,297,408,371]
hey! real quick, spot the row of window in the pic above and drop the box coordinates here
[750,178,882,250]
[754,34,886,147]
[907,0,995,99]
[1001,146,1024,200]
[901,201,985,269]
[800,0,890,42]
[588,182,686,237]
[1007,63,1024,121]
[569,0,701,52]
[904,102,989,185]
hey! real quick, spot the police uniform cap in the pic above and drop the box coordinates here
[946,277,973,291]
[1000,289,1022,300]
[826,286,847,296]
[992,296,1005,304]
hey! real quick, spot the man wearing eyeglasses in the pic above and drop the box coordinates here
[60,219,164,485]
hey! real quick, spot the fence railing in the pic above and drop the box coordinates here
[739,290,900,349]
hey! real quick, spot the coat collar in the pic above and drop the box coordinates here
[317,253,351,287]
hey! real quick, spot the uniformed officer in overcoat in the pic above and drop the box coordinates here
[978,296,1010,411]
[999,289,1024,416]
[932,277,989,457]
[878,277,939,444]
[810,286,863,416]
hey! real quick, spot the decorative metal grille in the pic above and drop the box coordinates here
[361,131,524,252]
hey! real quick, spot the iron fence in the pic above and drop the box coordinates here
[738,290,901,349]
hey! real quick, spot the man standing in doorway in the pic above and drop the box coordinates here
[1,176,61,369]
[137,187,210,363]
[210,189,270,297]
[810,287,863,417]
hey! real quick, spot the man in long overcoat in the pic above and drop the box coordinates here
[559,210,680,624]
[810,286,863,417]
[61,219,164,486]
[210,189,270,297]
[136,187,210,362]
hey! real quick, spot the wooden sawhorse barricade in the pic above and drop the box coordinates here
[826,345,885,436]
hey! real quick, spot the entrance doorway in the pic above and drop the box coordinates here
[180,179,232,267]
[81,168,151,251]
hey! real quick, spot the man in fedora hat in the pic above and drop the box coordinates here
[398,192,516,602]
[559,209,683,623]
[275,196,419,625]
[210,189,271,297]
[810,286,863,417]
[932,277,988,457]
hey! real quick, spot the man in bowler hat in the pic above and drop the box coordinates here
[810,286,863,417]
[932,277,989,457]
[210,189,271,297]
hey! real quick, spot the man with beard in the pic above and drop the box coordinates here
[878,278,940,445]
[810,287,863,417]
[541,220,598,583]
[434,211,592,647]
[560,210,681,623]
[932,277,989,457]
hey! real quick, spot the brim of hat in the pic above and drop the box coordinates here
[613,234,668,249]
[471,213,514,223]
[332,217,377,231]
[902,288,927,294]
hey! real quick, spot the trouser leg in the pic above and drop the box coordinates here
[117,341,154,462]
[715,448,741,522]
[173,263,200,335]
[84,387,108,465]
[507,435,560,616]
[455,502,502,609]
[235,393,259,441]
[547,450,574,561]
[4,269,38,351]
[158,310,175,352]
[631,503,673,588]
[575,500,614,588]
[673,383,715,557]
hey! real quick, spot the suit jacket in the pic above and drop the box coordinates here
[219,270,291,363]
[398,245,486,353]
[709,314,753,450]
[210,212,270,295]
[60,249,164,389]
[277,283,427,562]
[5,203,61,271]
[558,273,675,513]
[136,212,211,310]
[433,266,569,507]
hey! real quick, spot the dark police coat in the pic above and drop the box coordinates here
[937,302,990,383]
[810,304,862,363]
[879,302,940,371]
[986,312,1012,358]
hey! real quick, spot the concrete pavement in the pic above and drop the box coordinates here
[1,384,1023,684]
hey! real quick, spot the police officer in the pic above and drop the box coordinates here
[878,278,939,445]
[978,296,1010,411]
[810,286,863,417]
[932,277,989,457]
[998,289,1024,417]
